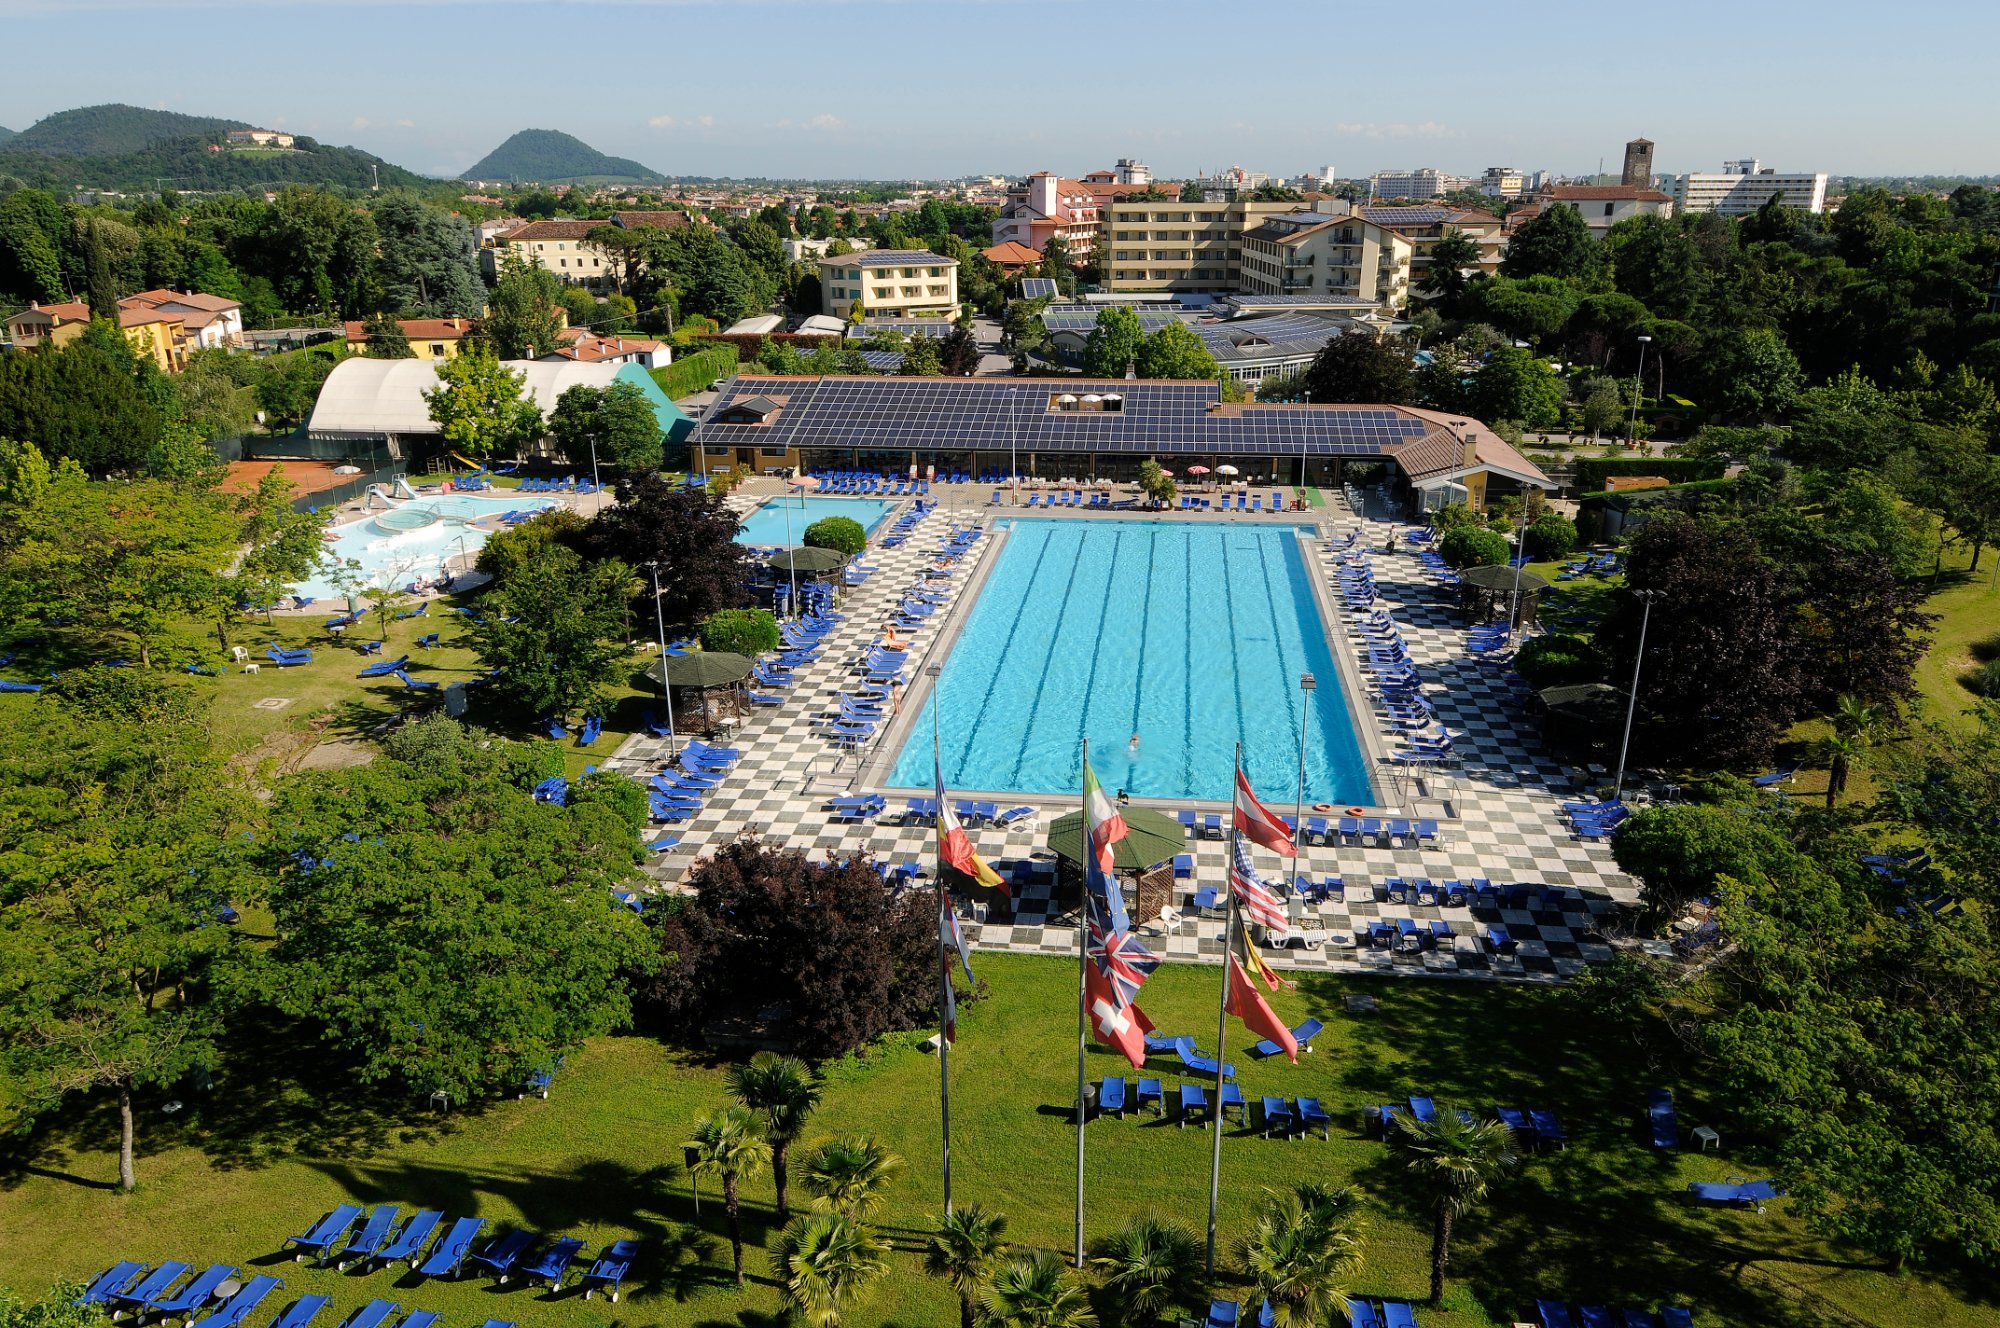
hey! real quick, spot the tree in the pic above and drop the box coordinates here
[1472,275,1581,348]
[1040,233,1077,297]
[0,188,66,302]
[1391,1111,1517,1305]
[1418,230,1482,313]
[371,194,484,317]
[481,252,566,359]
[902,333,944,376]
[0,682,245,1191]
[423,347,544,457]
[1576,378,1625,439]
[474,506,586,583]
[1090,1216,1202,1326]
[686,1106,772,1285]
[228,467,327,638]
[83,222,120,320]
[1439,525,1508,568]
[1523,511,1579,561]
[1133,321,1221,380]
[981,1252,1096,1328]
[1822,694,1882,809]
[0,333,164,471]
[1302,333,1414,404]
[1137,458,1177,509]
[631,840,939,1059]
[1235,1184,1367,1328]
[469,544,633,719]
[1472,346,1563,428]
[547,379,663,472]
[924,1205,1009,1328]
[771,1212,889,1328]
[360,311,414,358]
[254,188,378,316]
[568,471,753,631]
[258,722,650,1096]
[939,324,980,376]
[1610,802,1801,916]
[803,515,866,556]
[698,607,780,657]
[1603,213,1708,319]
[1081,306,1143,378]
[254,352,335,431]
[1697,327,1803,422]
[1500,203,1599,281]
[803,1135,903,1220]
[727,1051,822,1223]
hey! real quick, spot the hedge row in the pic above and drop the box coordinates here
[651,345,740,401]
[1570,457,1726,492]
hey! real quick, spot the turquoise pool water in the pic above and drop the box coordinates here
[889,518,1372,805]
[736,496,899,546]
[294,495,554,600]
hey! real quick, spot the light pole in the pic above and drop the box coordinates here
[586,433,604,514]
[1610,588,1660,804]
[1009,386,1021,507]
[1505,496,1529,635]
[1292,673,1316,859]
[1627,334,1652,450]
[644,559,678,757]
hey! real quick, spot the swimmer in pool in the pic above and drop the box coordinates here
[1129,734,1140,756]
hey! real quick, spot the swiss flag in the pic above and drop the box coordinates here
[1224,954,1297,1063]
[1085,960,1153,1069]
[1233,767,1297,857]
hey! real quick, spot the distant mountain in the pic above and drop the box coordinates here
[461,129,662,184]
[10,103,251,156]
[0,102,425,193]
[0,127,15,147]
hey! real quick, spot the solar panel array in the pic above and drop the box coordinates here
[856,350,906,372]
[1223,293,1378,309]
[1361,206,1453,226]
[847,249,953,266]
[1018,277,1058,299]
[844,320,961,340]
[698,375,1434,457]
[1042,309,1192,334]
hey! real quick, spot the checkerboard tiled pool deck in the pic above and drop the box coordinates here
[603,484,1638,984]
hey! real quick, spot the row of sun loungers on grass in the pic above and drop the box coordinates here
[1554,551,1624,581]
[283,1204,640,1296]
[1536,1301,1694,1327]
[514,475,597,495]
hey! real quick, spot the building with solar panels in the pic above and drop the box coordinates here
[1034,303,1363,388]
[817,249,959,319]
[687,373,1550,509]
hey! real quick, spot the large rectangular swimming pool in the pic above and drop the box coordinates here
[735,496,899,546]
[889,518,1373,805]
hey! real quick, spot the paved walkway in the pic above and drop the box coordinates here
[603,485,1637,983]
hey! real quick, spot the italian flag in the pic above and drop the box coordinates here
[1082,760,1129,873]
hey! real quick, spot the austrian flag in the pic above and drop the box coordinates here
[1234,767,1297,857]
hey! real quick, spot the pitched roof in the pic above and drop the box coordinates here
[1543,184,1672,203]
[501,219,601,242]
[542,332,662,363]
[124,288,241,313]
[9,300,92,325]
[341,317,481,342]
[981,240,1042,264]
[817,249,957,268]
[116,307,185,330]
[611,210,693,231]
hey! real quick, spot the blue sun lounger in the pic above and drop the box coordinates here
[1097,1076,1128,1118]
[1346,1300,1385,1328]
[521,1236,585,1289]
[1409,1096,1438,1123]
[1135,1077,1164,1115]
[1579,1308,1615,1328]
[579,1240,641,1302]
[1179,1083,1210,1128]
[1296,1097,1331,1139]
[144,1264,238,1323]
[1382,1303,1418,1328]
[416,1216,485,1278]
[1537,1300,1577,1328]
[77,1263,147,1307]
[1261,1096,1294,1138]
[260,1295,330,1328]
[1660,1310,1693,1328]
[109,1264,193,1317]
[372,1210,442,1271]
[1250,1017,1324,1059]
[184,1278,279,1328]
[285,1204,363,1262]
[398,1314,440,1328]
[1688,1178,1781,1208]
[1496,1106,1531,1139]
[1530,1110,1568,1149]
[1622,1313,1661,1328]
[1206,1299,1239,1327]
[467,1229,537,1282]
[1648,1087,1679,1149]
[334,1205,399,1269]
[333,1300,399,1328]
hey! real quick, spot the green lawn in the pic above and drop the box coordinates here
[1,956,1985,1328]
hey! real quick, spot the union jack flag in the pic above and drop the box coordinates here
[1088,924,1160,1007]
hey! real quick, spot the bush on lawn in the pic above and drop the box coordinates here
[700,608,780,658]
[1524,511,1580,561]
[804,516,867,557]
[1440,525,1509,568]
[1514,633,1607,689]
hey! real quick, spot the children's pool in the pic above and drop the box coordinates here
[293,495,555,600]
[889,518,1373,805]
[735,496,899,546]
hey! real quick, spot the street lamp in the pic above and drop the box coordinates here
[1505,497,1529,635]
[1628,334,1652,450]
[586,432,603,515]
[1292,673,1316,858]
[781,494,799,619]
[1610,588,1661,804]
[643,559,678,758]
[1009,386,1021,507]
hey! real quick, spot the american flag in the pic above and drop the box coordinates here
[1230,838,1292,936]
[1089,924,1160,1007]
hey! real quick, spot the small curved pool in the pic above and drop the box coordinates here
[292,494,556,600]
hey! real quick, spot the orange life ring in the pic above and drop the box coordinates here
[1346,806,1365,816]
[1313,803,1335,812]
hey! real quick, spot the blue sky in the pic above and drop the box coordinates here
[1,0,1994,181]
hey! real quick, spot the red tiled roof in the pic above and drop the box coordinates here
[501,219,601,242]
[543,332,662,363]
[612,210,693,231]
[981,240,1042,265]
[10,300,92,325]
[124,288,241,313]
[341,316,480,342]
[1543,185,1672,203]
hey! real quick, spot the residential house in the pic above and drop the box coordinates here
[818,250,959,318]
[979,240,1043,274]
[541,330,668,370]
[3,300,94,350]
[120,289,244,349]
[1535,183,1674,238]
[226,128,295,149]
[116,307,191,373]
[341,316,481,360]
[486,219,612,291]
[991,173,1107,260]
[1356,205,1507,291]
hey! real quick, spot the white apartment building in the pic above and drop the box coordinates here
[1673,164,1828,215]
[1480,167,1528,199]
[1236,206,1414,309]
[1102,198,1301,293]
[783,237,873,264]
[486,220,612,292]
[1536,184,1675,238]
[1371,168,1465,200]
[818,250,960,318]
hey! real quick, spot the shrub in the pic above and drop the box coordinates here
[1570,456,1726,492]
[803,515,867,557]
[1440,525,1509,568]
[1523,511,1580,561]
[1514,633,1606,689]
[1431,501,1480,531]
[651,344,738,401]
[1965,658,2000,699]
[700,607,780,657]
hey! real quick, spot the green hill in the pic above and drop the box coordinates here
[461,129,662,184]
[10,103,250,156]
[0,127,15,147]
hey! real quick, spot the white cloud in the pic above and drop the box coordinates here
[696,114,714,128]
[351,116,372,129]
[396,117,415,128]
[649,115,676,128]
[804,113,843,130]
[1334,121,1456,140]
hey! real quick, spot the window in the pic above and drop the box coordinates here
[1603,203,1614,217]
[759,446,790,458]
[430,343,445,357]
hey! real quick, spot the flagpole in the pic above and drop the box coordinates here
[1074,737,1090,1270]
[1207,746,1240,1280]
[932,695,953,1217]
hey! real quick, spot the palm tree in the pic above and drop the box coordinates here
[726,1050,822,1223]
[981,1250,1097,1328]
[1825,694,1883,809]
[685,1105,772,1286]
[770,1210,889,1328]
[1392,1110,1518,1305]
[924,1204,1010,1328]
[803,1134,903,1220]
[1090,1215,1202,1325]
[1236,1184,1367,1328]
